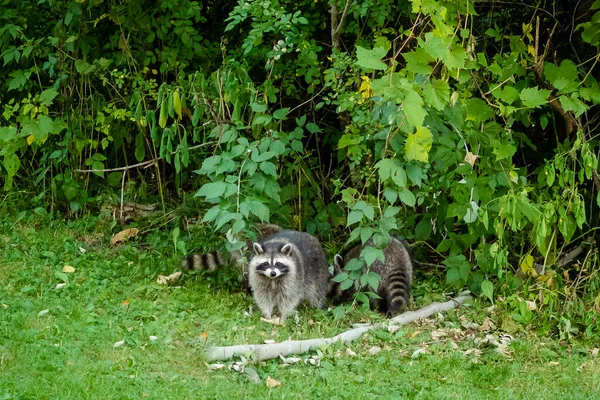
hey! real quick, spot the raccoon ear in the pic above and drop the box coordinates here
[280,243,294,256]
[334,254,344,270]
[253,242,264,255]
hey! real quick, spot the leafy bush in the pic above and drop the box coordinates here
[1,0,600,335]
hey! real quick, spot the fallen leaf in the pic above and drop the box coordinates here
[409,330,421,338]
[38,309,50,317]
[459,315,480,329]
[110,228,139,245]
[308,319,314,326]
[549,361,559,366]
[200,331,209,341]
[208,363,226,370]
[480,317,497,332]
[260,316,281,325]
[266,376,281,388]
[263,339,276,344]
[1,304,8,309]
[431,329,447,340]
[62,265,76,273]
[142,393,149,397]
[113,340,125,348]
[149,336,158,342]
[279,355,301,365]
[121,299,131,309]
[56,283,67,289]
[368,346,381,356]
[245,367,261,384]
[156,271,182,285]
[411,348,427,359]
[525,300,537,311]
[78,247,87,254]
[592,348,599,357]
[388,325,401,333]
[345,348,357,357]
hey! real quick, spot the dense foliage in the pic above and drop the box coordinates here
[1,0,600,335]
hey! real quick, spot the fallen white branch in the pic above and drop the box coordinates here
[205,292,472,361]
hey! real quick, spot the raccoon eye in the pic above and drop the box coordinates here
[275,262,285,268]
[258,262,269,269]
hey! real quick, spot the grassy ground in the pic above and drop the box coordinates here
[1,214,599,399]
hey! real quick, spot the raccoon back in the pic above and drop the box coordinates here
[332,237,413,315]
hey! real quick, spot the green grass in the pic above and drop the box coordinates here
[1,214,600,399]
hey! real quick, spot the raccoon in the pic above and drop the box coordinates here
[181,223,283,292]
[248,230,330,324]
[332,236,413,316]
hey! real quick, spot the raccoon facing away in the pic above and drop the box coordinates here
[333,237,413,316]
[248,230,330,324]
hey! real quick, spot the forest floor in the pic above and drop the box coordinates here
[1,215,599,399]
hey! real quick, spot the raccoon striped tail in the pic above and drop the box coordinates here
[181,251,228,271]
[381,268,411,316]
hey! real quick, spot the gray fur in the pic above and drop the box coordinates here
[332,237,413,316]
[248,230,330,324]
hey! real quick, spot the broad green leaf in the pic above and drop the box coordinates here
[491,139,516,161]
[273,107,290,120]
[403,90,426,128]
[362,246,384,266]
[465,98,494,122]
[543,60,578,93]
[445,43,466,70]
[423,79,449,110]
[347,210,363,226]
[202,206,221,223]
[376,158,394,181]
[39,88,59,106]
[481,279,494,302]
[421,33,446,60]
[331,272,349,283]
[403,48,433,74]
[356,46,388,70]
[405,126,433,163]
[559,94,588,117]
[520,87,551,108]
[248,200,270,221]
[135,132,145,162]
[398,188,416,207]
[415,218,432,240]
[251,102,268,113]
[196,181,227,199]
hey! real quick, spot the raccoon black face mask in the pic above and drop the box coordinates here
[248,230,330,324]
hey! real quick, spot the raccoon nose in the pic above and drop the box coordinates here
[270,271,277,278]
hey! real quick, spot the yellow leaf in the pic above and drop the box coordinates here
[27,135,35,145]
[527,45,536,57]
[110,228,139,245]
[266,377,281,388]
[151,69,158,75]
[121,299,130,309]
[200,331,208,341]
[519,254,537,277]
[173,91,182,120]
[62,265,76,273]
[156,271,182,285]
[464,151,479,167]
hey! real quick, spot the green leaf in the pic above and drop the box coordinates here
[340,279,355,291]
[362,246,384,266]
[135,132,145,162]
[445,43,466,70]
[202,206,221,223]
[248,200,270,222]
[403,90,426,128]
[421,33,447,60]
[39,88,59,106]
[332,272,349,283]
[423,79,449,111]
[74,59,95,74]
[543,60,578,93]
[492,140,516,161]
[481,279,494,302]
[520,87,551,108]
[403,48,433,74]
[356,46,388,70]
[347,210,363,226]
[250,102,268,113]
[415,218,432,240]
[398,188,416,207]
[273,107,290,120]
[405,126,433,163]
[196,181,227,199]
